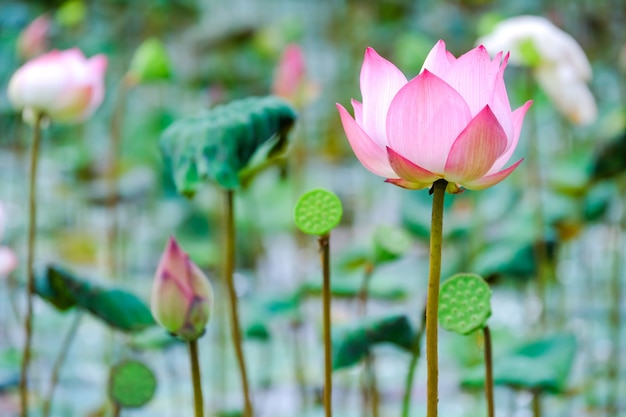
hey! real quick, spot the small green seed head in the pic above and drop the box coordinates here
[438,273,492,335]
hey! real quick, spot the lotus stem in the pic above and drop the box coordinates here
[291,319,308,410]
[425,179,447,417]
[531,390,542,417]
[483,326,494,417]
[401,301,427,417]
[20,112,43,417]
[607,201,623,415]
[357,262,374,315]
[358,262,379,417]
[188,339,204,417]
[525,70,549,327]
[42,312,84,417]
[216,298,229,411]
[105,78,130,278]
[223,190,253,417]
[363,353,380,417]
[318,234,333,417]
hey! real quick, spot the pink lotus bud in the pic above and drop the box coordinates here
[8,48,107,124]
[271,44,318,108]
[272,45,305,98]
[151,237,214,341]
[336,41,531,193]
[16,15,51,60]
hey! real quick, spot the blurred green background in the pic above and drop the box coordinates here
[1,0,625,416]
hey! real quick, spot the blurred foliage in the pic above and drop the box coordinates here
[35,264,155,332]
[160,95,296,195]
[1,0,626,415]
[462,333,577,394]
[332,314,415,370]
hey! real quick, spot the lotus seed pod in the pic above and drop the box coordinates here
[438,273,491,335]
[108,360,157,409]
[294,188,343,236]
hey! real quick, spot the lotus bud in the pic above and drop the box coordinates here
[16,15,51,61]
[8,48,107,124]
[127,38,172,85]
[271,44,319,108]
[151,237,214,341]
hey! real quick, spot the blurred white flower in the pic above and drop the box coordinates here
[477,15,597,126]
[534,64,597,125]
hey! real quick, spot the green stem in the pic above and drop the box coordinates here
[358,263,379,417]
[401,301,427,417]
[532,391,542,417]
[525,70,549,327]
[363,353,380,417]
[483,326,494,417]
[426,179,447,417]
[105,78,131,278]
[216,301,228,411]
[188,339,204,417]
[224,190,253,417]
[20,113,43,417]
[607,192,623,415]
[291,320,308,410]
[357,262,374,315]
[42,312,84,417]
[112,402,121,417]
[318,234,332,417]
[6,271,22,329]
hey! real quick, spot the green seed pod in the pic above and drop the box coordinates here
[294,188,343,236]
[109,360,157,409]
[438,273,491,335]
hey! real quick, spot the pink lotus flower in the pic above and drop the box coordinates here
[8,48,107,124]
[151,237,214,341]
[337,40,531,193]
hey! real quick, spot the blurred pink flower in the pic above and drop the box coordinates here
[0,248,17,277]
[0,205,17,278]
[272,44,318,107]
[337,40,531,193]
[16,14,51,60]
[8,48,107,124]
[151,237,214,341]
